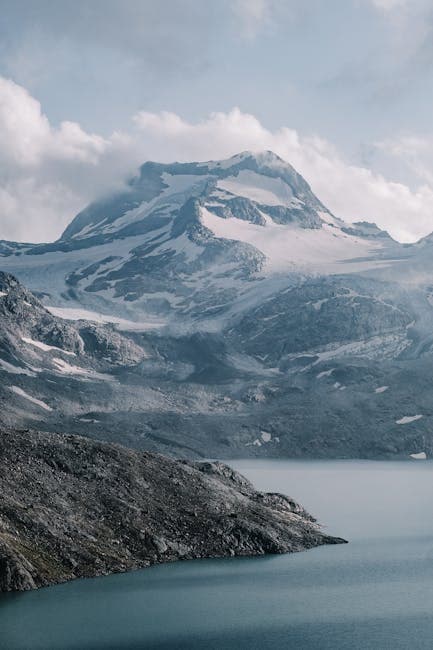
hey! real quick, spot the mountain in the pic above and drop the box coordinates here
[0,428,345,592]
[0,151,400,328]
[1,151,433,459]
[0,271,147,431]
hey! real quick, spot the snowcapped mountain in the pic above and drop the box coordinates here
[1,151,433,460]
[0,151,400,329]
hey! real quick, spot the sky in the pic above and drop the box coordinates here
[1,0,433,242]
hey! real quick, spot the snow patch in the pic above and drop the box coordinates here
[200,207,384,275]
[0,359,37,376]
[410,452,427,460]
[10,386,52,411]
[22,337,76,356]
[101,173,208,234]
[396,415,423,425]
[245,438,263,447]
[311,298,328,311]
[200,152,255,170]
[317,368,335,379]
[375,386,389,394]
[46,306,164,331]
[217,170,294,206]
[52,358,110,381]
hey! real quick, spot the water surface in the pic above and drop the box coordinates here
[1,459,433,649]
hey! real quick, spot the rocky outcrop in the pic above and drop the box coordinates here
[78,322,145,366]
[0,428,345,592]
[0,271,84,354]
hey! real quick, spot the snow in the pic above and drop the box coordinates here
[308,332,410,366]
[217,171,294,206]
[149,232,203,263]
[410,452,427,460]
[52,358,111,381]
[200,151,254,170]
[261,431,272,442]
[375,386,389,394]
[245,438,263,447]
[72,222,98,239]
[22,337,76,356]
[101,173,208,234]
[317,368,335,379]
[200,207,384,275]
[10,386,52,411]
[161,173,208,195]
[0,291,7,298]
[396,415,423,425]
[317,210,343,228]
[0,359,37,376]
[311,298,328,311]
[52,357,89,375]
[46,306,164,331]
[0,232,149,303]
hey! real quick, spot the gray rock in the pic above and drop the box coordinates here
[0,427,345,592]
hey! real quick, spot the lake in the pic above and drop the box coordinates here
[1,459,433,649]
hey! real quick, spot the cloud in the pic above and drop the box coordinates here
[0,78,108,167]
[0,0,216,88]
[133,108,433,242]
[2,76,433,244]
[0,77,138,242]
[376,133,433,186]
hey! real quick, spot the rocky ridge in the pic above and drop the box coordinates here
[0,428,345,592]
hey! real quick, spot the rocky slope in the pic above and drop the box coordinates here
[0,271,148,428]
[0,428,345,592]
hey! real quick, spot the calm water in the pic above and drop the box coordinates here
[2,460,433,650]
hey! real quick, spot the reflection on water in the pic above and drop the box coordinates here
[1,460,433,650]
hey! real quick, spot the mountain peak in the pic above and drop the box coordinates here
[239,150,285,164]
[204,150,289,171]
[57,151,327,245]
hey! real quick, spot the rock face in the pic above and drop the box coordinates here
[0,270,148,430]
[0,271,84,355]
[0,428,345,592]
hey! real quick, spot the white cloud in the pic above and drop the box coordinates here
[0,77,137,242]
[134,108,433,242]
[0,77,108,167]
[1,76,433,244]
[376,133,433,186]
